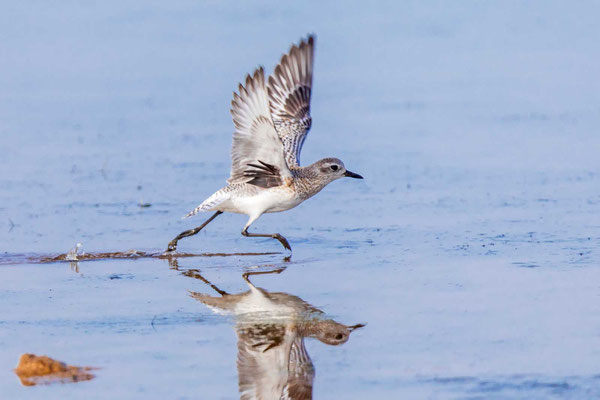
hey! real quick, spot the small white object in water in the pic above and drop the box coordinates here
[66,243,83,261]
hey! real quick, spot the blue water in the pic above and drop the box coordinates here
[1,1,599,399]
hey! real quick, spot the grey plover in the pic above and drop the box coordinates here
[189,269,364,399]
[167,35,363,252]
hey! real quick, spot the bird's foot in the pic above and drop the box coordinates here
[166,240,178,253]
[272,234,292,251]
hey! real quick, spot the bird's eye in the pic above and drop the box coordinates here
[330,165,339,171]
[335,333,343,340]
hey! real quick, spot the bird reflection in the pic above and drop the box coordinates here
[188,268,364,400]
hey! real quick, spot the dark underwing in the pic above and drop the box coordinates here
[244,160,283,188]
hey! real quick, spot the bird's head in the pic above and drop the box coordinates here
[314,158,363,183]
[312,319,365,346]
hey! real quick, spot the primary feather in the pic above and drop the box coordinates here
[268,35,315,167]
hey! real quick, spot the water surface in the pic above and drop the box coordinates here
[1,1,599,399]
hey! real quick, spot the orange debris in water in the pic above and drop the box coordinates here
[14,354,96,386]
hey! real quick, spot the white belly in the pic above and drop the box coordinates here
[234,291,295,317]
[222,187,302,216]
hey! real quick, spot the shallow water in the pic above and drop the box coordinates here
[1,1,600,399]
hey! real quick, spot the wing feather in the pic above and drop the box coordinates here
[237,322,294,400]
[229,67,291,185]
[268,35,315,167]
[281,337,314,399]
[243,160,284,189]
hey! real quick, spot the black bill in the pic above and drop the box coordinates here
[344,170,363,179]
[348,323,366,331]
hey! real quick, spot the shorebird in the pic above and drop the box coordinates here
[189,269,364,399]
[166,35,363,253]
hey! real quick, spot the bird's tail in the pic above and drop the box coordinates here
[189,291,234,313]
[184,188,229,218]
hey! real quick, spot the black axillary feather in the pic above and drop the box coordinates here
[244,160,283,188]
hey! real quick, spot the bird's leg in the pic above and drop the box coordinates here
[166,211,223,252]
[242,267,286,284]
[241,227,292,251]
[184,269,229,296]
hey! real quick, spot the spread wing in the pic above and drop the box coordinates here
[237,322,295,400]
[268,35,315,167]
[229,67,292,187]
[281,337,315,400]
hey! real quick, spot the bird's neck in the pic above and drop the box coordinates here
[300,320,320,337]
[292,167,330,200]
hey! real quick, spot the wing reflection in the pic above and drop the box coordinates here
[189,269,364,400]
